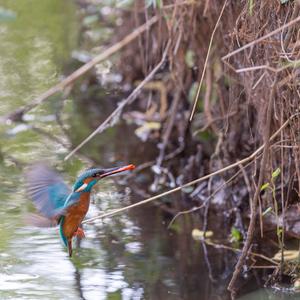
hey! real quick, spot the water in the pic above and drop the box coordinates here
[1,1,300,300]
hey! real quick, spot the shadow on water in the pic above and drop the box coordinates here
[1,1,300,300]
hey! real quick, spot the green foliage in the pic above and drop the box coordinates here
[277,226,283,238]
[169,222,182,233]
[262,207,272,217]
[185,50,196,68]
[197,130,216,142]
[272,167,281,180]
[107,292,122,300]
[261,168,283,249]
[248,0,254,16]
[260,182,270,191]
[261,168,281,191]
[230,227,242,243]
[188,82,200,105]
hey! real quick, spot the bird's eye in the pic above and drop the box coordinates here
[92,173,97,177]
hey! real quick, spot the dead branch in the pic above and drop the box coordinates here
[82,112,299,224]
[189,0,228,120]
[64,41,171,161]
[222,15,300,61]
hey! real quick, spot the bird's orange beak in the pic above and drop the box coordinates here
[99,164,135,178]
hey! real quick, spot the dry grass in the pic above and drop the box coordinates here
[115,0,300,292]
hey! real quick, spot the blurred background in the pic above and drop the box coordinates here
[1,1,300,300]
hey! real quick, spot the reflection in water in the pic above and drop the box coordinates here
[74,269,86,300]
[238,289,300,300]
[0,0,77,112]
[1,227,77,299]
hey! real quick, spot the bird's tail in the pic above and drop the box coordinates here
[59,218,72,256]
[59,218,68,246]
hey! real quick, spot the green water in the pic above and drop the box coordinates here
[1,1,300,300]
[0,1,79,299]
[0,1,182,299]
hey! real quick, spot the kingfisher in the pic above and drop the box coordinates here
[25,163,135,257]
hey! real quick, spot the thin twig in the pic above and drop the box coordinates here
[167,159,256,229]
[204,240,278,266]
[189,0,228,121]
[283,4,300,50]
[203,65,218,132]
[228,75,278,294]
[82,113,299,224]
[236,60,300,74]
[64,41,171,161]
[5,16,158,122]
[222,15,300,61]
[156,88,181,168]
[236,65,277,73]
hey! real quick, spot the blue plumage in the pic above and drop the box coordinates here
[72,168,104,192]
[25,162,135,256]
[26,163,70,218]
[26,164,82,246]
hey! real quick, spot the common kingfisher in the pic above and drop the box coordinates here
[26,163,135,257]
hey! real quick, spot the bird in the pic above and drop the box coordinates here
[25,163,135,257]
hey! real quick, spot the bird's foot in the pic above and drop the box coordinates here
[68,240,73,257]
[74,227,85,238]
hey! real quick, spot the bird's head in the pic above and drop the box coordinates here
[73,164,135,193]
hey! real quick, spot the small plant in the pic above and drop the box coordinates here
[260,168,282,245]
[230,227,242,244]
[248,0,254,16]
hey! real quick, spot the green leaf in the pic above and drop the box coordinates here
[260,182,270,191]
[262,207,272,216]
[277,226,283,237]
[188,82,199,104]
[272,168,281,180]
[230,227,242,242]
[185,50,196,68]
[248,0,254,16]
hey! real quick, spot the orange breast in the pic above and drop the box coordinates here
[62,192,90,239]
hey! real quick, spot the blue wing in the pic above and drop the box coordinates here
[25,163,71,219]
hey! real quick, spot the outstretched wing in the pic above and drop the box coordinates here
[25,163,71,219]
